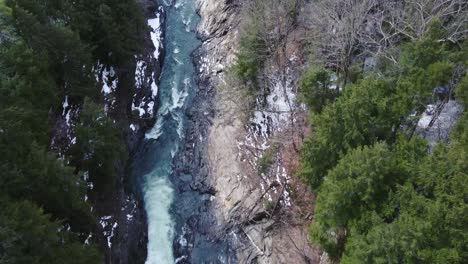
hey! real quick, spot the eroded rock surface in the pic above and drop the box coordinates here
[192,0,322,263]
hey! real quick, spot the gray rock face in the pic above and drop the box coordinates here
[416,100,464,149]
[193,0,322,263]
[166,0,242,262]
[197,0,240,40]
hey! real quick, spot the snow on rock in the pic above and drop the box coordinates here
[243,69,297,150]
[127,214,134,221]
[132,97,155,117]
[237,68,298,206]
[175,256,188,264]
[148,101,155,113]
[135,60,148,89]
[83,171,89,181]
[131,15,162,119]
[417,100,463,147]
[131,62,158,118]
[417,104,436,128]
[62,96,69,116]
[100,221,118,248]
[93,62,119,114]
[51,95,79,156]
[107,222,118,248]
[84,233,93,245]
[65,109,72,127]
[266,77,296,113]
[151,72,159,97]
[102,67,118,95]
[99,215,119,248]
[100,215,112,229]
[61,95,76,129]
[122,196,138,222]
[148,12,163,59]
[328,73,342,92]
[95,65,118,95]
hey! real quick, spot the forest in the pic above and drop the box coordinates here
[0,0,145,261]
[232,0,467,263]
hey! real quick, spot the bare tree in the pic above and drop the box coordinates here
[362,0,468,63]
[241,0,304,60]
[383,0,467,42]
[305,0,380,86]
[305,0,467,76]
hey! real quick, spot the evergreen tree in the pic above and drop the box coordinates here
[0,197,102,264]
[298,67,337,113]
[72,98,126,192]
[301,20,468,263]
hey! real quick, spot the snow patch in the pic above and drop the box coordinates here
[84,233,92,245]
[135,60,147,89]
[148,13,163,59]
[107,222,118,248]
[237,69,298,206]
[127,214,134,221]
[100,67,118,95]
[62,96,69,116]
[151,73,159,97]
[100,215,112,228]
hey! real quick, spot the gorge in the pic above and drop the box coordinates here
[0,0,466,263]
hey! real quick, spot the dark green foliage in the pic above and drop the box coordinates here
[72,98,127,192]
[0,142,94,231]
[300,20,468,263]
[232,23,267,85]
[0,197,102,264]
[298,67,337,113]
[310,127,468,262]
[455,72,468,107]
[341,122,468,263]
[300,22,462,189]
[68,0,146,64]
[0,0,145,260]
[8,0,145,65]
[300,76,401,188]
[310,144,394,257]
[9,1,94,99]
[310,138,428,257]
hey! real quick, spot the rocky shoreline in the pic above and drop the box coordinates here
[171,0,322,263]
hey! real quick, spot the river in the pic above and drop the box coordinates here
[131,0,200,263]
[129,0,237,262]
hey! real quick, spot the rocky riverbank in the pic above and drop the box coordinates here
[173,0,323,263]
[100,1,166,263]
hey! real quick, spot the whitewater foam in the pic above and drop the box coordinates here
[144,177,175,264]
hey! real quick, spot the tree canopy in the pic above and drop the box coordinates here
[0,0,145,261]
[299,20,468,263]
